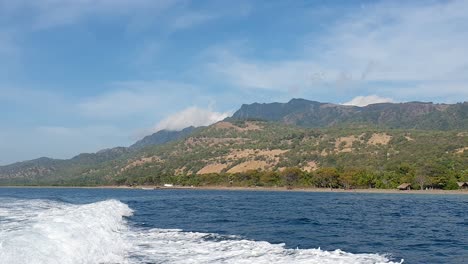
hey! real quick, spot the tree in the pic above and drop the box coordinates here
[260,171,281,186]
[415,173,428,190]
[339,170,355,189]
[314,167,340,188]
[356,170,377,188]
[281,167,302,188]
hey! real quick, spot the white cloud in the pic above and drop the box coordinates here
[0,81,234,164]
[207,0,468,101]
[0,0,227,35]
[209,51,320,91]
[319,0,468,83]
[343,95,394,107]
[0,86,73,118]
[153,107,230,132]
[78,88,160,118]
[77,81,198,119]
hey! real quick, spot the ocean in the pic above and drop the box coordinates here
[0,188,466,264]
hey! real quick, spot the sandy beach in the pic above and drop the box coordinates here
[2,185,468,195]
[175,186,468,195]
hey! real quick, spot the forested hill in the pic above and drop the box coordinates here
[1,120,466,188]
[0,99,467,187]
[230,99,468,130]
[0,128,197,184]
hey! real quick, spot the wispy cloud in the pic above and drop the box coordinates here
[153,106,230,132]
[319,0,468,83]
[78,81,200,119]
[169,11,218,31]
[343,95,394,107]
[0,0,179,29]
[78,88,161,119]
[208,50,319,91]
[0,86,71,116]
[206,0,468,101]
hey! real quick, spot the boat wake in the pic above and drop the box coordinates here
[0,199,403,264]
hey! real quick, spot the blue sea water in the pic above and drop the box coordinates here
[0,188,467,264]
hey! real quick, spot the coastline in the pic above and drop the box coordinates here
[1,185,468,195]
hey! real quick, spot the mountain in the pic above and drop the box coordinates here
[130,127,197,150]
[230,99,468,130]
[0,99,466,187]
[0,147,131,184]
[1,120,466,188]
[57,120,467,188]
[0,127,198,185]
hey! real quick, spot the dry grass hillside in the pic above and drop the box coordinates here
[113,120,466,181]
[2,120,466,187]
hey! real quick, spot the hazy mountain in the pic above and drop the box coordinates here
[130,127,197,150]
[0,127,198,184]
[230,99,468,130]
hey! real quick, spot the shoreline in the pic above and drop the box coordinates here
[1,185,468,195]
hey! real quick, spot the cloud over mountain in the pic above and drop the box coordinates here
[153,107,230,132]
[343,95,394,107]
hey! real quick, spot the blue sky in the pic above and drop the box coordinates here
[1,0,468,164]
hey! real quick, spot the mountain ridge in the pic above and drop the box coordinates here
[230,99,467,130]
[0,127,198,183]
[1,98,467,186]
[130,126,198,150]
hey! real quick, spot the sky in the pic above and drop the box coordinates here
[1,0,468,165]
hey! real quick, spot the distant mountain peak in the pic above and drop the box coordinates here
[231,99,467,130]
[129,126,198,150]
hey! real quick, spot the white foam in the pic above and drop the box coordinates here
[0,199,133,264]
[0,199,403,264]
[127,229,402,264]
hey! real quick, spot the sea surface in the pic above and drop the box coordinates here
[0,188,466,264]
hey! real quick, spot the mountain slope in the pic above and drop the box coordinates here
[0,127,198,184]
[130,127,197,150]
[230,99,468,130]
[1,120,466,187]
[0,147,131,184]
[1,99,467,186]
[84,120,467,189]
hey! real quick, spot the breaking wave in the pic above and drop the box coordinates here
[0,199,403,264]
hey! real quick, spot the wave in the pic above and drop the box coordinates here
[0,199,133,264]
[0,199,403,264]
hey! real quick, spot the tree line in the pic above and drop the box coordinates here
[114,164,467,190]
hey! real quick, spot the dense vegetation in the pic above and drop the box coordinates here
[2,120,465,190]
[1,99,467,189]
[107,122,468,190]
[118,165,466,190]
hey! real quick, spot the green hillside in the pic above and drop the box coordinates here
[1,99,467,189]
[3,120,465,189]
[110,121,467,189]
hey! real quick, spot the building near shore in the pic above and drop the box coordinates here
[397,183,411,190]
[457,182,468,189]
